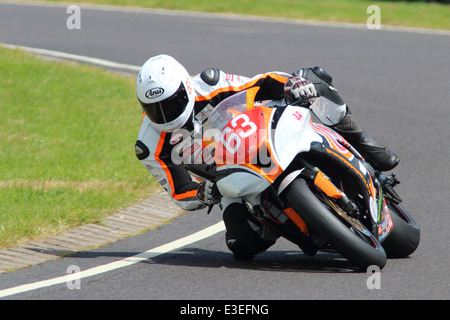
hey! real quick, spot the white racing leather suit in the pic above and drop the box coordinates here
[135,68,292,210]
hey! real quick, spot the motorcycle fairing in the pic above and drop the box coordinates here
[216,165,271,201]
[378,197,394,241]
[271,106,323,170]
[214,105,284,184]
[212,101,279,201]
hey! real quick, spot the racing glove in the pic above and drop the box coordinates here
[197,180,221,206]
[284,76,317,105]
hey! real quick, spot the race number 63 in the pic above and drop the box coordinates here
[221,113,257,154]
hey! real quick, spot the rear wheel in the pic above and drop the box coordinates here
[382,203,420,258]
[285,178,387,270]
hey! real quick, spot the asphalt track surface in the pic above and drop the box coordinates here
[0,2,449,301]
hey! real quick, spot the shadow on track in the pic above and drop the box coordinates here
[68,247,361,273]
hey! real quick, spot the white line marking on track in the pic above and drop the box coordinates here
[1,43,141,71]
[0,221,225,298]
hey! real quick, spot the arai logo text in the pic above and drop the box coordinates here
[145,87,165,99]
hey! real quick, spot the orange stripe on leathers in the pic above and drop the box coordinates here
[154,131,197,201]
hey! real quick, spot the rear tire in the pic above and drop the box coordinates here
[382,203,420,258]
[285,178,387,270]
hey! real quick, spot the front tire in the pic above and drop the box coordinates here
[285,178,387,270]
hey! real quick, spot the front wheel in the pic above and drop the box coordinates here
[285,178,387,270]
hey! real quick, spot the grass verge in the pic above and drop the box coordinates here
[27,0,450,30]
[0,47,158,249]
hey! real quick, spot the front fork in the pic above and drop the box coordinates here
[299,167,360,219]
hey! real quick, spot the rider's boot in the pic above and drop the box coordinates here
[332,108,399,171]
[223,203,275,261]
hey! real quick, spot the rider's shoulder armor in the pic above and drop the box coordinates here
[200,68,221,86]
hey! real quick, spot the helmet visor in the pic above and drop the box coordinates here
[141,82,189,124]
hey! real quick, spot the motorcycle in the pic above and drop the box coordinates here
[186,83,420,270]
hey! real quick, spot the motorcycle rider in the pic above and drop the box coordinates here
[135,54,399,261]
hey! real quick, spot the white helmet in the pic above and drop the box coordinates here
[136,54,195,132]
